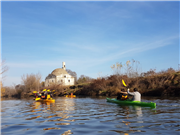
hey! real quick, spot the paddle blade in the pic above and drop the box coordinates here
[122,79,127,87]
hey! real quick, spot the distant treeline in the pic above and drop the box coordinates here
[1,60,180,98]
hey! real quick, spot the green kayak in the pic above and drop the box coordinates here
[106,98,156,108]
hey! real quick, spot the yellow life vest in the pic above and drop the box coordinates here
[47,94,51,99]
[121,95,128,100]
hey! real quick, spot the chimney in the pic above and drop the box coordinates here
[62,62,66,70]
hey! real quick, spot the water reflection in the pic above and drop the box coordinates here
[43,127,61,130]
[25,98,76,135]
[31,98,76,120]
[61,130,73,135]
[1,97,180,135]
[112,104,145,134]
[118,105,143,118]
[132,106,142,117]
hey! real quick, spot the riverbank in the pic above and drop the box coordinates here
[2,71,180,99]
[35,70,180,98]
[71,71,180,97]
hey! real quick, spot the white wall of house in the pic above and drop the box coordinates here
[45,78,56,87]
[45,73,75,87]
[56,74,75,86]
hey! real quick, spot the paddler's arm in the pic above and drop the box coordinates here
[120,88,134,95]
[119,91,128,95]
[127,89,135,96]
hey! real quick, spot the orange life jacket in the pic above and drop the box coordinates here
[41,95,46,99]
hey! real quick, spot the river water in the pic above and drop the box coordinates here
[1,96,180,135]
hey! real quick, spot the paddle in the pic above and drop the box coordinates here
[122,79,129,92]
[121,79,128,100]
[122,79,127,87]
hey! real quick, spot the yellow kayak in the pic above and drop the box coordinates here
[35,97,55,103]
[65,95,76,97]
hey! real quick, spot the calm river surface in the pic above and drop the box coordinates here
[1,96,180,135]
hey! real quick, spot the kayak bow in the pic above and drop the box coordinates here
[107,98,156,108]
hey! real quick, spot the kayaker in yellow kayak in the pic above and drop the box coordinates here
[41,92,47,99]
[34,89,55,102]
[47,90,53,98]
[39,89,53,99]
[120,88,141,101]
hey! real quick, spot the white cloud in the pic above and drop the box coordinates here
[6,35,179,70]
[111,35,179,59]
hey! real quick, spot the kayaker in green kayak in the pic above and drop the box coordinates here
[117,89,128,100]
[120,88,141,101]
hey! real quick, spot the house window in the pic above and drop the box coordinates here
[64,75,66,78]
[61,80,63,82]
[68,80,70,82]
[52,80,53,82]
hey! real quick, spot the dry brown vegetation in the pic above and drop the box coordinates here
[73,68,180,97]
[2,69,180,98]
[2,73,42,98]
[42,84,70,96]
[1,59,180,98]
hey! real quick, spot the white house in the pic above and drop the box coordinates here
[45,62,75,87]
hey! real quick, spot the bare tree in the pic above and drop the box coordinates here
[0,60,9,97]
[111,59,141,78]
[21,72,42,92]
[77,75,93,84]
[66,69,77,83]
[111,62,123,75]
[0,60,8,78]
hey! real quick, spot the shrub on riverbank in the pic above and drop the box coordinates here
[73,70,180,97]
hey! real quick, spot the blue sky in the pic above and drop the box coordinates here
[1,1,179,86]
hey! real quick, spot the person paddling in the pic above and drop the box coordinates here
[117,89,128,100]
[41,92,47,99]
[120,88,141,101]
